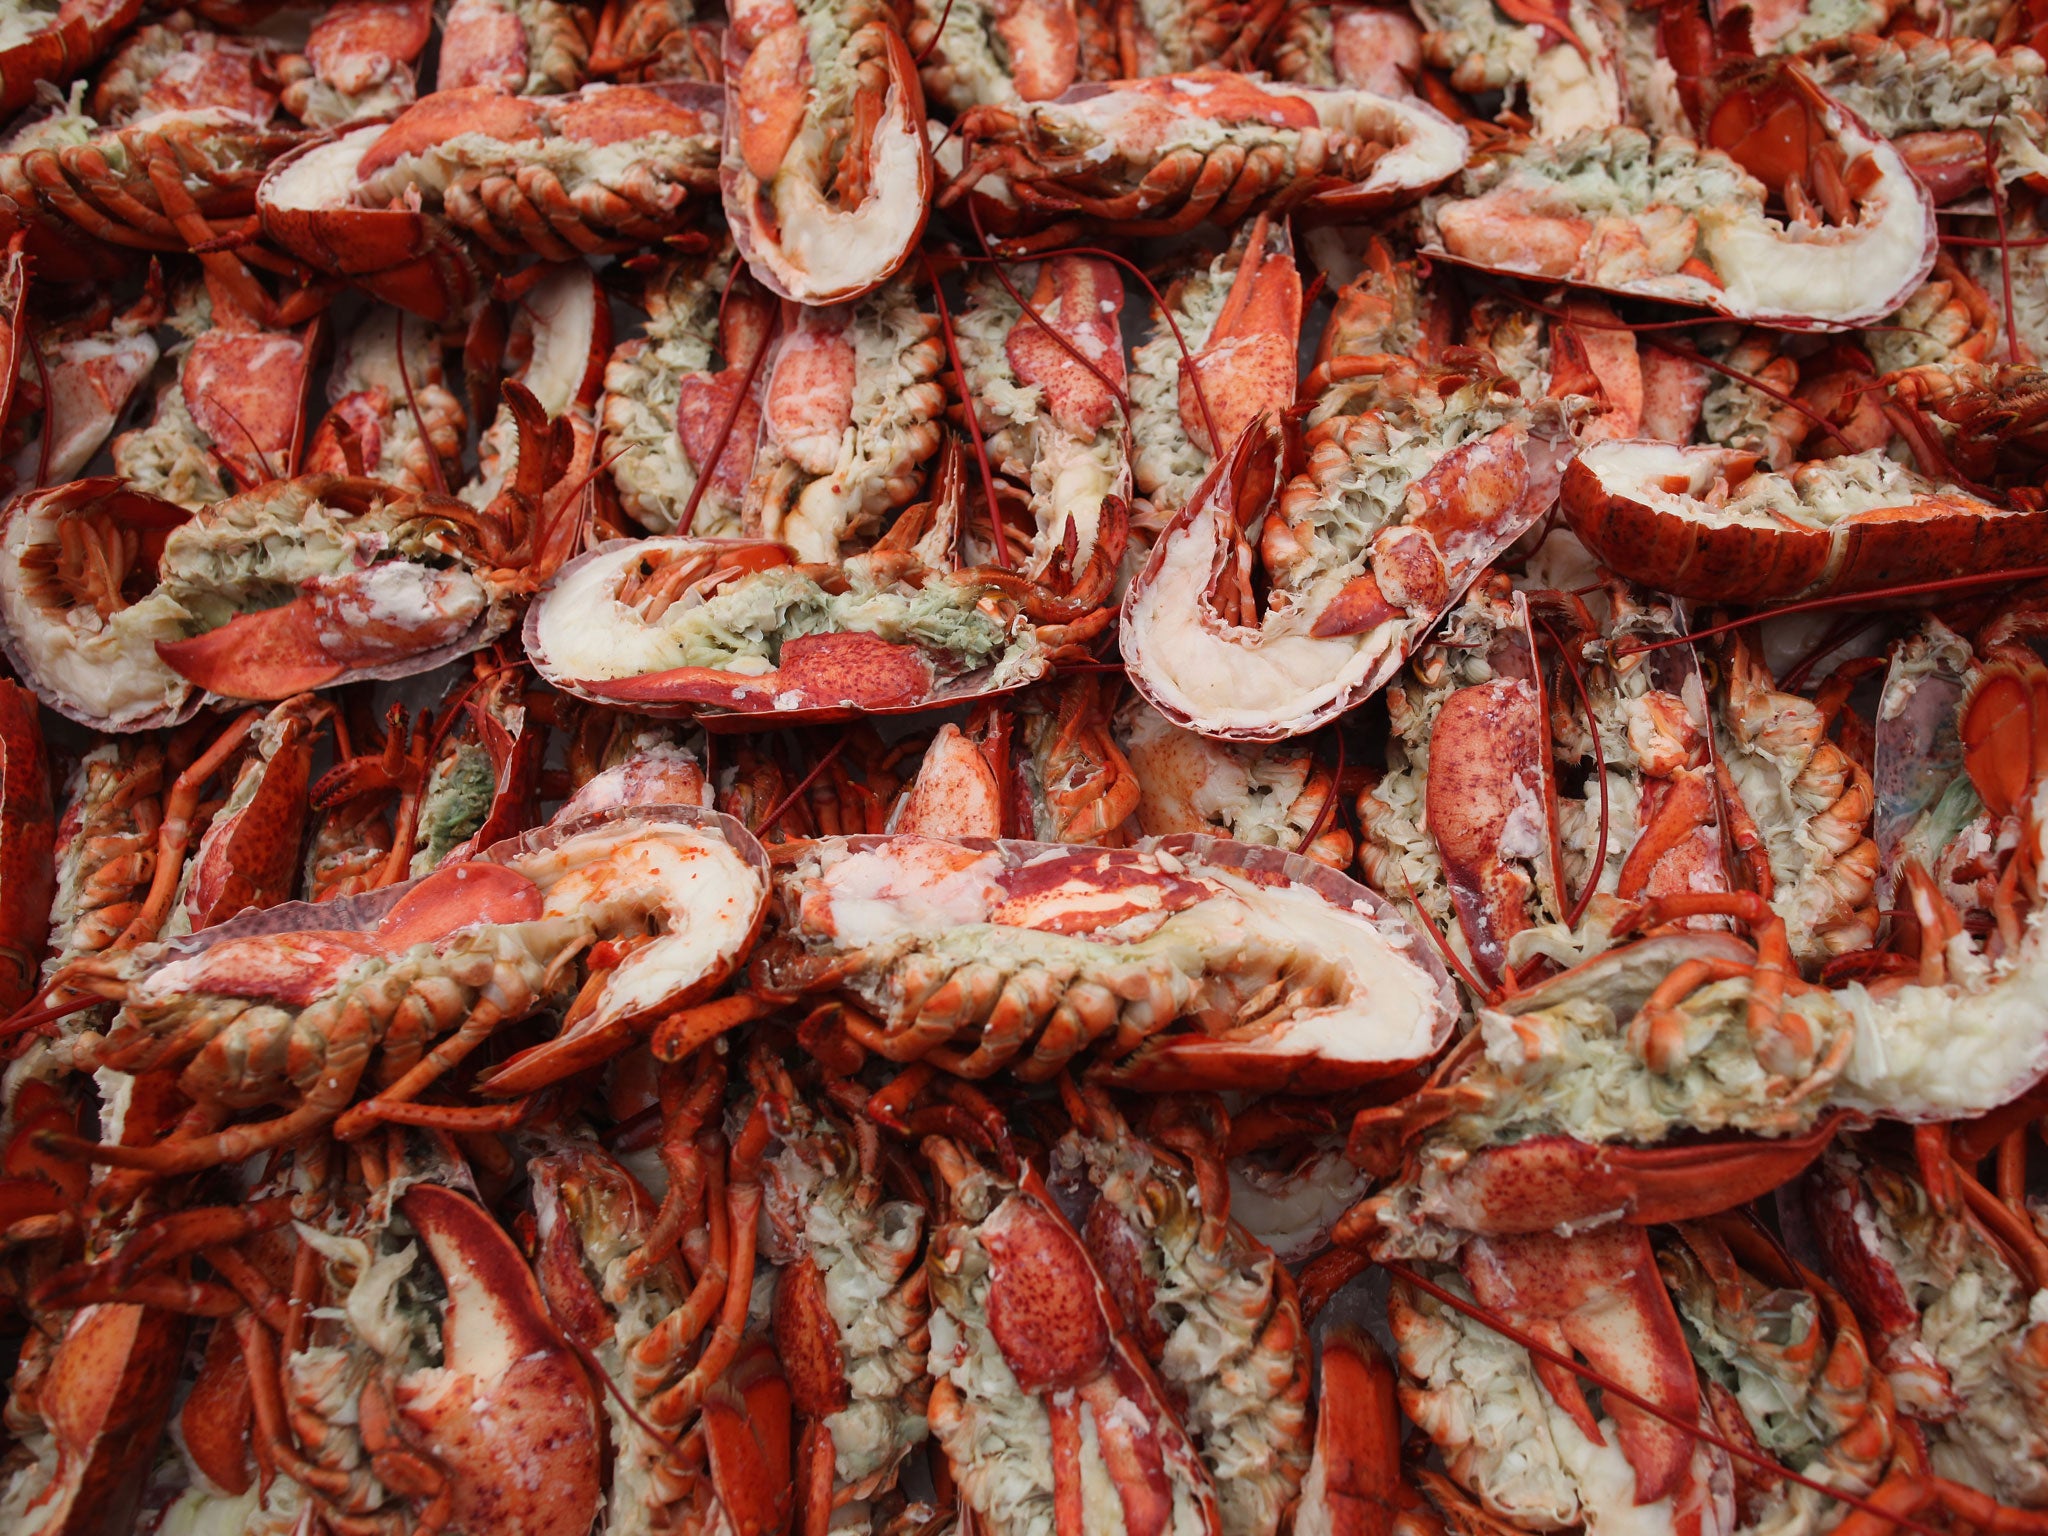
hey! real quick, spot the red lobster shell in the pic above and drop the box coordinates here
[1561,439,2048,603]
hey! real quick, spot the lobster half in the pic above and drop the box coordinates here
[750,831,1460,1090]
[1561,438,2048,603]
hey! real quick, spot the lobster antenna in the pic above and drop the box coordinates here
[1489,287,1848,450]
[910,0,959,65]
[539,1277,696,1464]
[29,316,52,490]
[1778,612,1877,694]
[757,734,850,835]
[1646,339,1847,453]
[1397,863,1502,1004]
[1533,611,1609,929]
[211,396,279,487]
[964,208,1225,463]
[1936,230,2048,249]
[0,990,99,1043]
[710,242,743,337]
[920,248,1013,569]
[965,203,1135,424]
[551,442,633,536]
[1474,279,1725,333]
[288,311,322,478]
[1986,121,2024,366]
[394,312,449,496]
[1071,235,1228,462]
[1381,1259,1961,1536]
[1613,566,2048,657]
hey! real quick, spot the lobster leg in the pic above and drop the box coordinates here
[110,1193,295,1278]
[112,709,260,949]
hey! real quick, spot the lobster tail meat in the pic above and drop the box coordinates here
[474,805,770,1093]
[1294,1329,1406,1536]
[720,2,931,302]
[1562,439,2048,603]
[285,0,434,125]
[1427,674,1551,984]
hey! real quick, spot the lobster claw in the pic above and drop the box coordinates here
[1296,1329,1406,1534]
[772,1255,851,1417]
[154,564,491,700]
[888,722,1005,837]
[182,324,314,490]
[180,1317,257,1497]
[393,1183,604,1536]
[7,1304,189,1534]
[700,1341,796,1536]
[1460,1225,1700,1506]
[179,698,320,930]
[1426,673,1549,985]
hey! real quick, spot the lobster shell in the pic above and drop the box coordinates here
[258,124,490,324]
[1560,439,2048,603]
[0,0,143,122]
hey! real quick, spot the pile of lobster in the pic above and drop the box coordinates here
[0,0,2045,1531]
